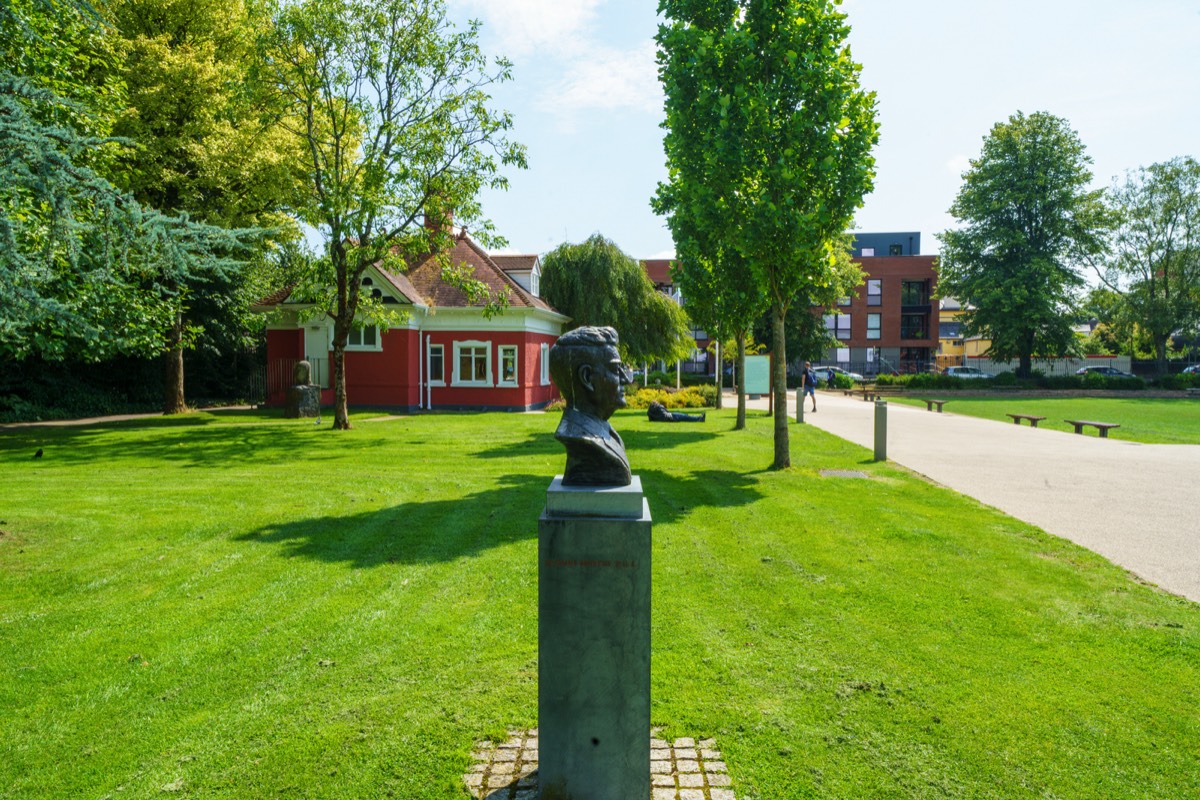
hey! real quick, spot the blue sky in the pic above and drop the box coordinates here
[447,0,1200,259]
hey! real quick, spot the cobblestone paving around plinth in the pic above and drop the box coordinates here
[464,729,736,800]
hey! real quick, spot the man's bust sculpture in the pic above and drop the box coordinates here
[548,326,633,486]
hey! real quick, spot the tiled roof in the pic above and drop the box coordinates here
[491,254,539,273]
[254,235,560,315]
[397,233,558,312]
[640,259,675,287]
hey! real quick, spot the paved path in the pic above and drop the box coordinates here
[733,389,1200,603]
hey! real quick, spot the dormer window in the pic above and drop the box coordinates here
[530,265,541,297]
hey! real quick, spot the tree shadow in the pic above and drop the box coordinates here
[235,473,551,568]
[634,467,764,527]
[0,415,390,469]
[476,426,721,462]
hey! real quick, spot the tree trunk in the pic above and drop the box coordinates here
[1155,337,1168,377]
[332,343,350,429]
[714,340,722,410]
[163,312,186,415]
[771,304,789,469]
[735,335,746,430]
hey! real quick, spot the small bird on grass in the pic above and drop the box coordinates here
[33,448,43,459]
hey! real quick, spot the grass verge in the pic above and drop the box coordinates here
[889,395,1200,444]
[2,408,1198,799]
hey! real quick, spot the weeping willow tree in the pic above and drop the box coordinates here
[540,234,695,366]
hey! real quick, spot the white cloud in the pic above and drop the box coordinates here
[537,41,661,124]
[451,0,605,57]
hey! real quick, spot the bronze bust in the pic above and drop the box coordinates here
[548,326,634,486]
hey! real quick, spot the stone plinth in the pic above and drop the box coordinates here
[285,384,321,418]
[538,476,652,800]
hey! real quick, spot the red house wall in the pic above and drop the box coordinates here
[342,328,420,408]
[425,330,559,410]
[265,325,560,411]
[265,329,304,404]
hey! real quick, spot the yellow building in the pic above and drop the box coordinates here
[937,297,992,369]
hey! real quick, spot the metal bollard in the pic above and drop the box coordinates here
[795,388,804,424]
[874,399,887,462]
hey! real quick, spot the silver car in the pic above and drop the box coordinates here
[944,366,993,379]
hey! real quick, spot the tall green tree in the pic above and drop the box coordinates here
[540,235,695,366]
[938,111,1111,378]
[262,0,525,429]
[1093,157,1200,375]
[656,0,878,468]
[0,0,254,364]
[109,0,306,413]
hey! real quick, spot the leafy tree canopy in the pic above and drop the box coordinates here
[655,0,878,466]
[0,0,258,363]
[937,110,1112,376]
[262,0,526,428]
[539,234,695,366]
[1093,156,1200,373]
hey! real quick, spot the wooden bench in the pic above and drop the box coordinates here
[1006,413,1046,427]
[921,398,949,413]
[1065,419,1121,438]
[1187,387,1200,397]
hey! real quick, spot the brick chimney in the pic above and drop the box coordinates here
[423,206,453,235]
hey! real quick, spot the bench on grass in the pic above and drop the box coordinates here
[921,398,949,413]
[1187,387,1200,397]
[1065,419,1121,438]
[1006,413,1046,427]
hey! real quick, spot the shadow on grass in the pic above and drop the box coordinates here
[634,467,764,526]
[475,426,721,462]
[0,413,392,468]
[233,463,765,566]
[236,473,550,567]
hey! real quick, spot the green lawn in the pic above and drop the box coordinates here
[2,409,1198,799]
[890,395,1200,444]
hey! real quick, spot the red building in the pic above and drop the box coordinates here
[821,232,938,375]
[639,258,713,376]
[256,231,568,411]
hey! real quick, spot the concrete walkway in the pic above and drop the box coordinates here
[732,389,1200,603]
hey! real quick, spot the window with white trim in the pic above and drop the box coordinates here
[453,340,492,386]
[346,325,380,350]
[428,344,445,385]
[540,343,550,385]
[531,267,541,297]
[498,345,518,386]
[867,313,881,340]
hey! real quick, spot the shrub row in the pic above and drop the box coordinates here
[625,385,716,410]
[869,371,1200,391]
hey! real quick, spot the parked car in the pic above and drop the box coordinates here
[1076,365,1136,379]
[816,365,864,382]
[1183,364,1200,375]
[943,366,993,379]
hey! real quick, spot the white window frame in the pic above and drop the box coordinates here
[867,313,881,340]
[540,343,550,385]
[428,343,445,386]
[530,266,541,297]
[342,325,382,351]
[498,345,519,387]
[453,340,492,387]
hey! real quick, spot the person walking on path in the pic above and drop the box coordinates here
[802,361,819,412]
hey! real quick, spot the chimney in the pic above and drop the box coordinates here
[423,206,453,235]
